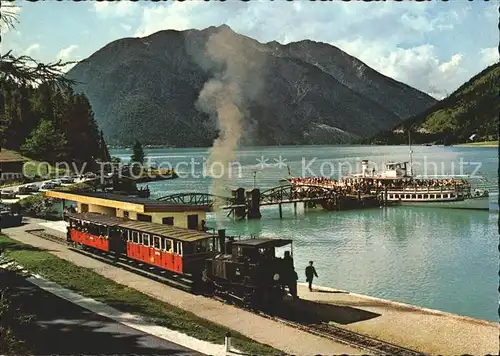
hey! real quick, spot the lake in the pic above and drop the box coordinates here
[111,145,499,322]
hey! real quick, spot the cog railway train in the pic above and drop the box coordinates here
[65,212,296,307]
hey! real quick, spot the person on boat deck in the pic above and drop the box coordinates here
[305,261,318,292]
[200,219,207,232]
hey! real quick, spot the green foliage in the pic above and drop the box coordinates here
[20,120,68,163]
[366,63,500,145]
[18,193,57,218]
[111,156,122,163]
[0,235,280,356]
[1,82,107,166]
[130,140,145,164]
[54,182,94,193]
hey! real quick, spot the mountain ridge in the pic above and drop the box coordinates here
[67,25,437,147]
[364,62,500,145]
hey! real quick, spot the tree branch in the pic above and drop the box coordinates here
[0,51,79,89]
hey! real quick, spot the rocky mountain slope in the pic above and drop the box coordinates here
[67,25,436,147]
[366,62,499,145]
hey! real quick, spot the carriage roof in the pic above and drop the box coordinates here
[66,212,212,243]
[232,238,292,249]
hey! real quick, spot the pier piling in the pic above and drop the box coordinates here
[246,189,262,219]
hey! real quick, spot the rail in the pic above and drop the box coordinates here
[30,229,429,356]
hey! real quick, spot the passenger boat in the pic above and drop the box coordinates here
[349,160,491,211]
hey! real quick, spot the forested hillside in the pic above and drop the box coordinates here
[365,63,499,145]
[1,82,108,166]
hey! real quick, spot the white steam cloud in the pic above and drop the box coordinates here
[195,26,265,224]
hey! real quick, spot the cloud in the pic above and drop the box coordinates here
[335,39,465,99]
[57,44,78,61]
[24,43,40,56]
[93,1,134,18]
[129,2,490,99]
[479,47,499,67]
[56,45,79,70]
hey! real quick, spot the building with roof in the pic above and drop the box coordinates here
[44,191,208,230]
[0,150,27,183]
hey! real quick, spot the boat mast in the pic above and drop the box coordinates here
[408,130,413,177]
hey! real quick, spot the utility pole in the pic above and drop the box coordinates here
[253,171,257,189]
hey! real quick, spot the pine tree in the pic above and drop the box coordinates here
[130,140,145,164]
[100,130,111,162]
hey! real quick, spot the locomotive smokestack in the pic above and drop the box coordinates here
[218,229,226,254]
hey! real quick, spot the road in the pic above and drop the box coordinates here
[0,177,89,204]
[4,270,202,355]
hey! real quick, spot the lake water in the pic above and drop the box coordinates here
[111,145,499,322]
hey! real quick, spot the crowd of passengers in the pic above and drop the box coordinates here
[288,176,470,195]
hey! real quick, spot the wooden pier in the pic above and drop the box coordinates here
[157,184,382,219]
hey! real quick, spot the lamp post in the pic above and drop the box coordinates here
[253,171,257,189]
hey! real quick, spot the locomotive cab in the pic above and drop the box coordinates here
[203,234,295,308]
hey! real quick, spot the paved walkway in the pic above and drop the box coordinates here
[2,269,201,355]
[298,283,499,355]
[3,220,364,356]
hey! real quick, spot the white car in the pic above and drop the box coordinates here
[0,189,17,199]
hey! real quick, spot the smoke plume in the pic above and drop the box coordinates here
[195,26,264,224]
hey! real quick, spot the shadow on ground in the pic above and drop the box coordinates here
[0,270,201,355]
[283,298,381,325]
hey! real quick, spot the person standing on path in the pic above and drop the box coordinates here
[305,261,318,291]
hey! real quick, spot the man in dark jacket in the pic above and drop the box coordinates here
[305,261,318,291]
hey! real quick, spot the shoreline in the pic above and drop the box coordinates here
[300,283,497,326]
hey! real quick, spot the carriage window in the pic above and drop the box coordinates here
[411,194,416,199]
[417,194,422,199]
[153,236,161,249]
[132,231,139,243]
[163,238,173,252]
[142,234,150,246]
[424,194,428,199]
[437,194,442,199]
[405,195,410,199]
[450,193,455,198]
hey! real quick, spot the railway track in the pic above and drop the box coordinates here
[27,228,429,356]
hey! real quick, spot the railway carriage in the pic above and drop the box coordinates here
[66,212,216,276]
[66,212,296,307]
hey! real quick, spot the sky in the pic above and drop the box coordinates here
[2,0,498,99]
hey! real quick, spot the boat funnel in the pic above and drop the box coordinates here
[361,160,369,177]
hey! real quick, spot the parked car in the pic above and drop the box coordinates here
[18,185,37,194]
[84,172,97,179]
[40,183,56,190]
[25,184,40,192]
[0,189,17,199]
[60,177,75,184]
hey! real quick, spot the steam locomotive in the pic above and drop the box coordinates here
[66,212,296,308]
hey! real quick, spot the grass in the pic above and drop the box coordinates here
[456,140,499,147]
[0,234,281,356]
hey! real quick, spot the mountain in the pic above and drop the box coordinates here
[67,25,437,147]
[365,62,500,145]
